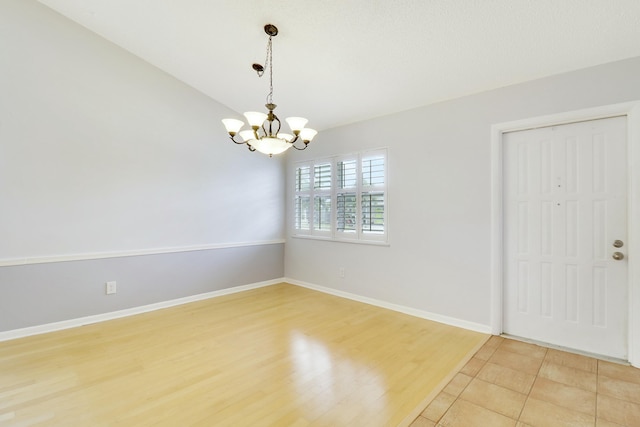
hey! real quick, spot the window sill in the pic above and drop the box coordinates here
[290,234,390,247]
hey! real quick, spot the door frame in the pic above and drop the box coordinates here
[491,101,640,367]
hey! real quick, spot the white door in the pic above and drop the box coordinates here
[503,116,628,359]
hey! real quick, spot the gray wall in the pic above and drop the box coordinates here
[0,244,284,331]
[0,0,285,332]
[285,56,640,328]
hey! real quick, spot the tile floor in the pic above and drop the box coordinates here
[410,336,640,427]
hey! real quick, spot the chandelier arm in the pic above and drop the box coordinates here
[229,135,247,145]
[291,139,309,150]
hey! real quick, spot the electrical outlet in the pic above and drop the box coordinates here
[105,281,117,295]
[339,267,345,278]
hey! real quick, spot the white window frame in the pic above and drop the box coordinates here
[292,148,388,244]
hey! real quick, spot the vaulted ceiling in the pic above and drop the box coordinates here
[39,0,640,130]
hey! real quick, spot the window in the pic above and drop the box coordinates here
[293,149,387,243]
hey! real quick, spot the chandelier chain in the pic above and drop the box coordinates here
[265,35,274,105]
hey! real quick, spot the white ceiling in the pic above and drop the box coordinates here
[39,0,640,131]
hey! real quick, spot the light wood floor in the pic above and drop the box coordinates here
[0,283,487,426]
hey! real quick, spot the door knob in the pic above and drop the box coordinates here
[613,240,624,248]
[612,252,625,261]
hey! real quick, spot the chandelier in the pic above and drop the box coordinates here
[222,24,317,157]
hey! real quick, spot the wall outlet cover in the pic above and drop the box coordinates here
[106,281,117,295]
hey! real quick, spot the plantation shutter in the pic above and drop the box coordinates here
[336,158,357,235]
[294,165,311,232]
[361,154,385,237]
[313,163,332,232]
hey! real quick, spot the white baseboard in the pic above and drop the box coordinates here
[0,279,282,342]
[286,278,492,334]
[0,277,492,343]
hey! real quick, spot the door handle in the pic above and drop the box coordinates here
[613,240,624,248]
[612,252,625,261]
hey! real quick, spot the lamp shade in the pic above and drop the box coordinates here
[244,111,268,128]
[285,117,308,133]
[221,118,244,135]
[299,128,318,142]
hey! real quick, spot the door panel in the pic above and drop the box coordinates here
[503,116,628,359]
